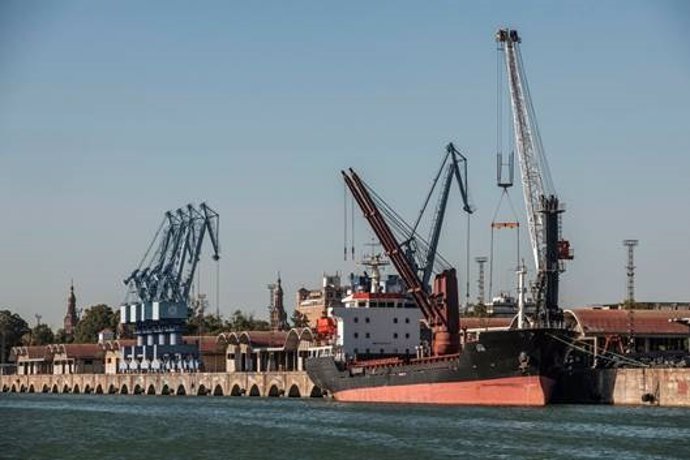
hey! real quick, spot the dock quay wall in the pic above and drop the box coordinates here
[0,371,322,398]
[554,368,690,407]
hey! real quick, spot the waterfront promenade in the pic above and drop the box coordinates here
[0,370,322,398]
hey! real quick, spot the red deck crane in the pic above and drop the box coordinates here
[342,168,460,356]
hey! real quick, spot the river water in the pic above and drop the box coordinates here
[1,394,689,459]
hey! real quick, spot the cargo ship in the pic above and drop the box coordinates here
[308,29,577,406]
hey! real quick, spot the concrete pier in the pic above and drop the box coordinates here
[554,367,690,407]
[0,371,322,398]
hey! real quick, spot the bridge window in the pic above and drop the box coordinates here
[405,333,410,339]
[393,318,398,324]
[358,301,366,307]
[393,333,398,339]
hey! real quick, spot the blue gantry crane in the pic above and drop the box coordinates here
[120,203,220,373]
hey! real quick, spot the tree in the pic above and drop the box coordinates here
[54,328,72,344]
[290,310,310,328]
[224,310,270,332]
[29,323,55,345]
[187,313,225,336]
[73,304,115,343]
[0,309,30,363]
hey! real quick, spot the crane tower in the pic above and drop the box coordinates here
[496,29,573,325]
[120,203,220,372]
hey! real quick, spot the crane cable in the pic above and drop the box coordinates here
[488,188,521,302]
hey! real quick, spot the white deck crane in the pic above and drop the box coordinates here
[496,28,572,325]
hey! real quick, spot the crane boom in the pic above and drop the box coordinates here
[496,29,573,324]
[496,29,551,273]
[421,143,473,289]
[343,168,460,354]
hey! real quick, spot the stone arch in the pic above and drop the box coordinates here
[62,384,70,393]
[42,384,49,393]
[120,384,129,395]
[19,384,27,393]
[96,384,104,394]
[1,384,8,392]
[176,384,186,396]
[248,384,261,397]
[108,384,117,394]
[309,386,324,398]
[213,384,224,396]
[51,384,59,393]
[84,384,92,394]
[197,385,208,396]
[147,384,156,395]
[287,384,301,398]
[28,384,35,393]
[230,384,242,396]
[268,385,281,397]
[10,384,17,393]
[73,384,80,394]
[133,384,143,395]
[161,384,170,396]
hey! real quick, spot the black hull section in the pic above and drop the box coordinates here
[306,328,573,405]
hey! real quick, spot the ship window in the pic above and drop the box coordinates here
[370,302,379,308]
[405,318,410,324]
[380,349,384,355]
[365,332,370,338]
[393,318,398,324]
[386,302,394,308]
[365,317,370,323]
[354,332,359,339]
[366,348,370,354]
[354,317,359,323]
[358,301,366,307]
[405,333,410,339]
[405,349,410,355]
[393,333,398,339]
[354,348,358,354]
[394,348,398,354]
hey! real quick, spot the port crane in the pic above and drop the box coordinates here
[124,203,220,305]
[120,203,220,371]
[496,28,573,325]
[409,143,474,292]
[343,144,473,355]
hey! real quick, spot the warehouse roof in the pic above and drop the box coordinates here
[564,308,690,336]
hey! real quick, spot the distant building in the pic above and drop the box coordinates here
[269,276,289,331]
[98,329,115,343]
[50,344,105,374]
[564,307,690,366]
[63,282,79,338]
[296,274,345,327]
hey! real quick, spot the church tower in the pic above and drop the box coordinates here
[269,275,289,331]
[64,282,79,338]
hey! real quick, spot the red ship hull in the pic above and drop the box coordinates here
[332,375,555,406]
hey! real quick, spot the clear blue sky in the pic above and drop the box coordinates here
[1,1,689,329]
